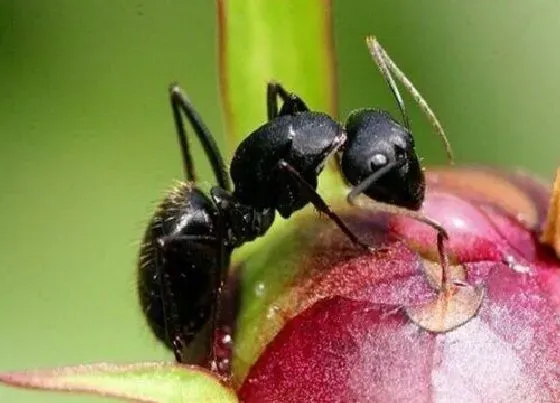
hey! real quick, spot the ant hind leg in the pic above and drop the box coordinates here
[169,84,231,191]
[153,233,220,364]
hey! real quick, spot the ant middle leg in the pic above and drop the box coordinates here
[207,220,233,377]
[267,81,309,120]
[277,159,372,251]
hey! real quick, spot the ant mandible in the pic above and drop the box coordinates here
[137,36,453,372]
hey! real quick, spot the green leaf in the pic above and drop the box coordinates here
[0,362,238,402]
[217,0,344,385]
[218,0,337,156]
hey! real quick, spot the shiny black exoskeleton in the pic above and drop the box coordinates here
[231,82,369,248]
[137,85,274,365]
[230,83,430,239]
[231,37,454,243]
[138,38,452,368]
[232,87,424,214]
[341,108,425,210]
[137,83,374,370]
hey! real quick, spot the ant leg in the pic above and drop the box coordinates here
[152,234,185,363]
[154,233,220,364]
[208,218,232,377]
[348,194,448,241]
[347,160,449,268]
[267,81,309,120]
[346,160,404,203]
[365,36,454,164]
[348,193,449,269]
[169,87,196,184]
[169,84,231,191]
[277,160,372,251]
[266,82,282,120]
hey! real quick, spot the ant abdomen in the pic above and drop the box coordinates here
[137,182,226,353]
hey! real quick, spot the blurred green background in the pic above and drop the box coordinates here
[0,1,558,401]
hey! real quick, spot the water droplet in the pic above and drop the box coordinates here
[503,255,531,274]
[222,334,232,345]
[255,282,266,297]
[266,305,279,319]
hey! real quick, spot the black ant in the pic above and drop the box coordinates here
[231,36,452,255]
[137,37,452,373]
[136,83,365,373]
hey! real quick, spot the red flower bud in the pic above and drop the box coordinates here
[237,167,560,402]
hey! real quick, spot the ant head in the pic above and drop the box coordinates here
[340,108,425,210]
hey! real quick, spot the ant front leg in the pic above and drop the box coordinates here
[277,160,372,251]
[346,159,449,271]
[348,191,449,274]
[267,81,309,120]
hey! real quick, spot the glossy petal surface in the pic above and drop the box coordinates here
[236,168,560,401]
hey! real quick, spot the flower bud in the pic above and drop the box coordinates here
[237,168,560,402]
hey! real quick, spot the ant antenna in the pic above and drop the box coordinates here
[367,37,410,131]
[366,36,454,164]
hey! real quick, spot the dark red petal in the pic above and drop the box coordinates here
[239,297,436,403]
[240,281,559,402]
[237,168,560,400]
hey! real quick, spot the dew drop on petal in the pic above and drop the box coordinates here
[254,282,266,297]
[503,255,532,274]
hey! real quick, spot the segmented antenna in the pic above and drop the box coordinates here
[366,36,454,164]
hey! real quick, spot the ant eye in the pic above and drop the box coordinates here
[369,153,388,170]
